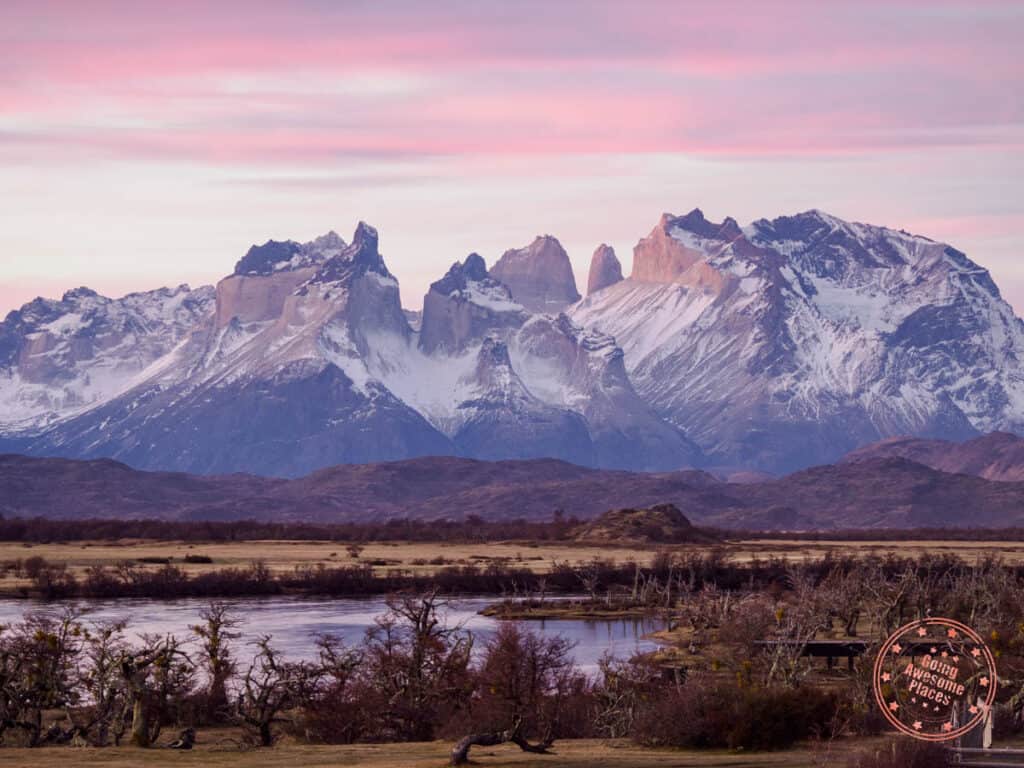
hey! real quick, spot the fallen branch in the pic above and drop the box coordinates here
[450,718,554,766]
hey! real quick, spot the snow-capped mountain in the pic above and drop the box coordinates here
[0,222,696,475]
[0,284,214,432]
[3,208,1022,477]
[330,250,698,469]
[571,208,1024,472]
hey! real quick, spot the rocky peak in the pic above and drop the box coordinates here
[351,220,378,251]
[587,244,623,295]
[307,230,347,257]
[233,239,303,276]
[61,287,101,303]
[232,227,357,278]
[467,337,532,403]
[420,253,524,354]
[747,210,955,284]
[489,235,580,313]
[310,221,392,284]
[632,209,740,283]
[462,252,489,282]
[430,253,490,296]
[215,222,393,330]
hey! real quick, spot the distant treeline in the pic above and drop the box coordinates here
[0,515,583,543]
[706,526,1024,541]
[2,515,1022,543]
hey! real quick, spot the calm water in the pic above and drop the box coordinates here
[0,596,661,673]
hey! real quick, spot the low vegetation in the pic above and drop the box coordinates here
[4,550,1024,761]
[7,518,1024,763]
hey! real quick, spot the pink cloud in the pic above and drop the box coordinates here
[1,1,1020,164]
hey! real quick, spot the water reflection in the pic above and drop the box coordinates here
[0,596,662,674]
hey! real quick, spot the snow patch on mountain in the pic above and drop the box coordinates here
[0,284,214,431]
[572,208,1024,471]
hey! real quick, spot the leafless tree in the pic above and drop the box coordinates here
[592,654,663,738]
[190,601,242,719]
[0,610,83,746]
[363,590,474,741]
[234,636,319,747]
[116,634,192,747]
[67,618,129,746]
[576,562,601,602]
[764,570,832,687]
[450,623,578,765]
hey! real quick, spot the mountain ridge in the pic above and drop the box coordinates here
[3,207,1023,477]
[4,450,1024,530]
[842,431,1024,482]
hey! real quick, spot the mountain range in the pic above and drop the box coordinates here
[6,446,1024,529]
[2,208,1023,476]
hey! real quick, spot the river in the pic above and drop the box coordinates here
[0,596,662,673]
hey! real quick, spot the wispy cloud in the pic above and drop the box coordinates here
[1,1,1022,314]
[3,0,1021,163]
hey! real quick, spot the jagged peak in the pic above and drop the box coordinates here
[588,244,624,295]
[677,207,707,227]
[61,287,101,302]
[306,229,347,254]
[307,220,393,286]
[352,221,378,248]
[470,336,533,396]
[720,216,742,239]
[232,225,364,278]
[430,252,493,295]
[499,234,568,259]
[663,208,742,243]
[233,239,303,276]
[462,253,489,282]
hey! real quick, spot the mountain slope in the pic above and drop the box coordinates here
[11,223,454,476]
[842,432,1024,482]
[407,253,699,469]
[2,226,698,475]
[0,284,214,431]
[571,208,1024,472]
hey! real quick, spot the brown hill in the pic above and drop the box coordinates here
[0,454,726,524]
[574,503,718,543]
[727,456,1024,529]
[842,432,1024,482]
[5,452,1024,530]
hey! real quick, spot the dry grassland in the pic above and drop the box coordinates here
[0,736,879,768]
[2,537,1023,587]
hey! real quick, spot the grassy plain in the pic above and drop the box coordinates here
[2,537,1023,587]
[0,735,882,768]
[0,539,658,582]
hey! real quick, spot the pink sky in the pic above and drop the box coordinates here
[2,0,1022,313]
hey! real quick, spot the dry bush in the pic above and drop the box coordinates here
[629,673,842,751]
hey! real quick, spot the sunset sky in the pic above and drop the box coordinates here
[2,0,1022,314]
